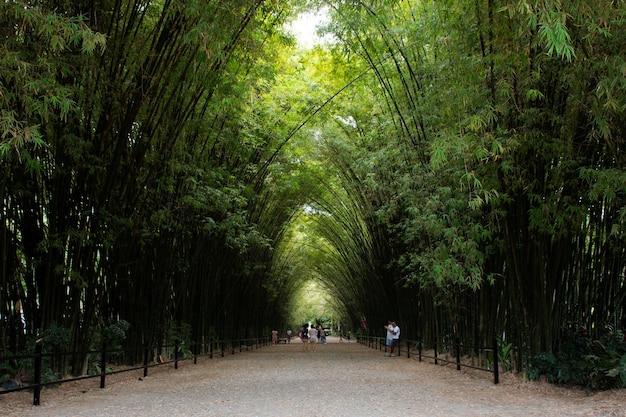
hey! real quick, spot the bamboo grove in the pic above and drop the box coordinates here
[299,0,626,381]
[1,0,625,386]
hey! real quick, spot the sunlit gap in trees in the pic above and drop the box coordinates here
[335,115,357,128]
[284,204,343,329]
[303,203,331,216]
[287,7,335,48]
[290,280,338,329]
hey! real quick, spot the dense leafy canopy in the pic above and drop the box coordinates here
[1,0,624,388]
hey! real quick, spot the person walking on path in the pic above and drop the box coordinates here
[272,329,278,345]
[309,325,318,352]
[287,329,292,343]
[299,325,309,352]
[390,321,400,357]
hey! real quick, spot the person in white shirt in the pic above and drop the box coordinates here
[390,321,400,357]
[309,325,318,352]
[384,320,394,356]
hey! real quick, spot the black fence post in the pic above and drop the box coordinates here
[33,343,42,406]
[100,341,107,388]
[493,338,499,384]
[456,338,461,371]
[221,341,224,357]
[193,341,198,364]
[174,340,179,370]
[418,341,422,362]
[434,342,438,365]
[407,341,411,358]
[143,347,149,377]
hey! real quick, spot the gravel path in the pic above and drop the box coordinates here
[3,337,626,416]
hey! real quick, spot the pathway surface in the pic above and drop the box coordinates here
[3,337,626,416]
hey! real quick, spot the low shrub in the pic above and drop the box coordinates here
[529,328,626,390]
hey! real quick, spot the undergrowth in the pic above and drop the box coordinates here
[528,328,626,390]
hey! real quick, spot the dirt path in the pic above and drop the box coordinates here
[3,337,625,416]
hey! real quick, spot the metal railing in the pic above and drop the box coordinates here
[357,335,501,384]
[0,336,270,405]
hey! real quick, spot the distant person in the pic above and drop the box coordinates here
[309,325,318,352]
[390,321,400,357]
[384,320,394,356]
[299,325,309,352]
[272,329,278,345]
[287,329,292,343]
[319,327,326,344]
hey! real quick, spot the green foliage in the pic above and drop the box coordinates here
[605,352,626,388]
[167,322,192,345]
[102,320,131,345]
[0,351,19,385]
[1,0,625,387]
[37,325,71,381]
[529,328,626,390]
[86,360,104,377]
[163,322,194,359]
[88,319,131,370]
[83,320,139,373]
[0,339,60,386]
[528,351,557,382]
[41,324,71,350]
[498,339,514,372]
[177,342,194,359]
[0,1,105,157]
[537,10,576,62]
